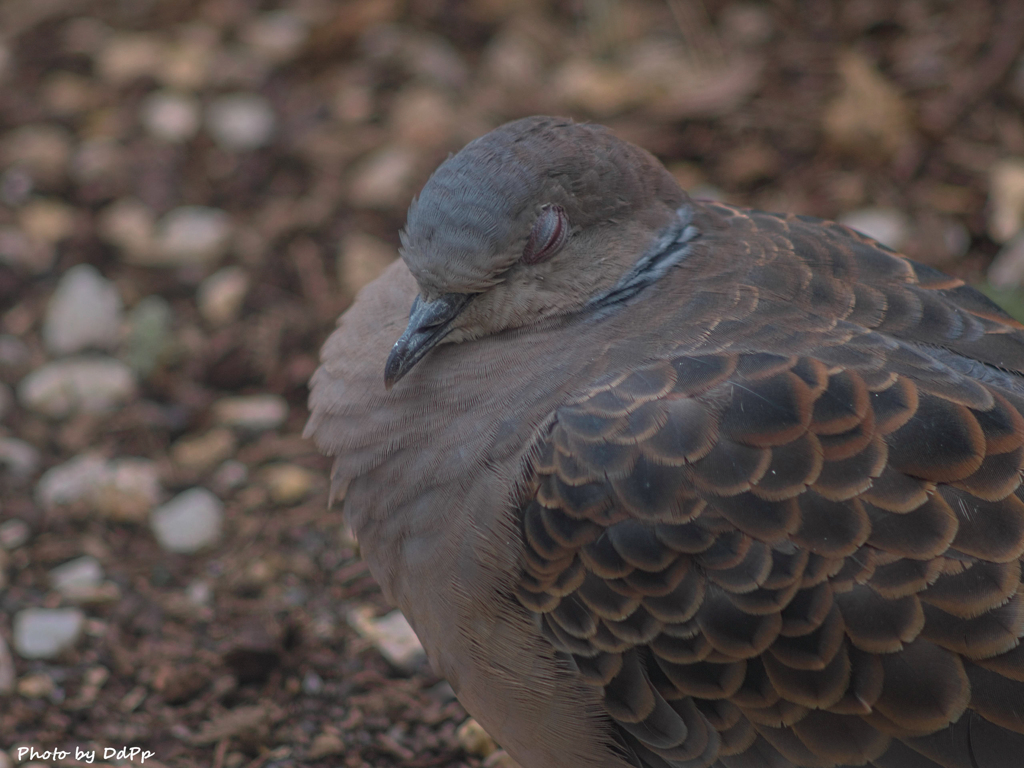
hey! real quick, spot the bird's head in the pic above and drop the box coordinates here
[385,116,687,387]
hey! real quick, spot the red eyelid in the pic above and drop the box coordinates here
[522,204,569,265]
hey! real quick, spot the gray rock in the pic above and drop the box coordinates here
[36,453,110,509]
[213,394,288,431]
[49,556,103,598]
[12,608,86,659]
[42,264,123,355]
[151,206,232,266]
[18,356,136,418]
[206,93,276,151]
[150,487,223,553]
[140,90,201,143]
[0,334,29,367]
[0,437,41,479]
[839,207,911,251]
[0,518,30,549]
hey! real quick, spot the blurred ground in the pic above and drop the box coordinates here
[2,1,1024,767]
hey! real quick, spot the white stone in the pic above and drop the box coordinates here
[140,90,201,143]
[18,356,135,417]
[49,556,103,598]
[43,264,123,355]
[213,394,288,431]
[838,207,911,251]
[36,453,110,509]
[990,158,1024,243]
[36,453,161,520]
[197,266,249,326]
[18,356,136,418]
[12,608,85,659]
[989,230,1024,290]
[150,487,223,553]
[151,206,232,266]
[347,607,425,672]
[206,93,276,151]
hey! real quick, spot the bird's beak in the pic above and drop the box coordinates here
[384,292,472,388]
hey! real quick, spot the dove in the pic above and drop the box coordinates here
[306,115,1024,767]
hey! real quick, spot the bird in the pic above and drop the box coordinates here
[305,115,1024,768]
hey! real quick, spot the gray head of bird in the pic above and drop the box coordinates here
[385,115,689,388]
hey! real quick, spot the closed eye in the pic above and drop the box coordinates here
[522,204,569,265]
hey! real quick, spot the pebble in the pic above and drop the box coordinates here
[124,295,173,377]
[49,555,103,599]
[0,633,13,694]
[989,230,1024,290]
[307,731,344,759]
[206,93,276,151]
[172,428,238,473]
[17,672,56,698]
[1,166,33,206]
[151,206,233,266]
[348,147,417,209]
[12,608,86,659]
[92,457,162,521]
[18,356,136,418]
[97,197,155,262]
[1,124,73,182]
[0,437,41,479]
[36,453,109,509]
[263,463,315,505]
[35,454,161,521]
[240,11,308,62]
[457,718,497,758]
[390,87,454,148]
[347,607,426,673]
[159,28,216,91]
[0,334,29,367]
[140,90,201,143]
[19,198,77,244]
[42,264,123,355]
[0,519,30,549]
[96,33,163,84]
[150,487,224,553]
[337,232,396,295]
[824,52,912,159]
[213,394,288,431]
[838,207,911,251]
[211,460,248,495]
[989,157,1024,243]
[197,266,249,326]
[483,750,523,768]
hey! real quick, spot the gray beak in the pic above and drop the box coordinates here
[384,292,472,388]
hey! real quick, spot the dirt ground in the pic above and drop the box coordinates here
[2,1,1024,766]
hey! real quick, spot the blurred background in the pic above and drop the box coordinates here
[2,0,1024,766]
